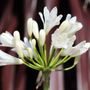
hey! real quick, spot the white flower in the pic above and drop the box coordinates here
[51,29,76,48]
[51,14,83,49]
[39,29,46,46]
[0,50,23,66]
[0,7,89,71]
[0,31,14,47]
[59,14,83,36]
[61,41,90,56]
[39,7,62,34]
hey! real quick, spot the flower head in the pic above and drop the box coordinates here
[0,7,90,72]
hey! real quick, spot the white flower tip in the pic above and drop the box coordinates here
[27,18,33,37]
[66,14,71,20]
[13,31,20,40]
[85,43,90,49]
[70,16,77,23]
[32,21,39,39]
[27,18,33,22]
[77,22,83,30]
[32,39,36,48]
[27,18,39,39]
[39,12,44,23]
[44,6,48,10]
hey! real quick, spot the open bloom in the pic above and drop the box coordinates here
[0,50,22,66]
[0,31,14,47]
[39,7,63,34]
[61,41,90,57]
[0,7,90,72]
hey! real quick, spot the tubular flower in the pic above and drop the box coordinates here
[0,6,90,73]
[61,41,90,57]
[0,31,14,47]
[39,7,63,34]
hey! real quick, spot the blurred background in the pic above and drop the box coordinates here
[0,0,90,90]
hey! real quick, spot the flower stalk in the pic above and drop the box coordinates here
[43,71,51,90]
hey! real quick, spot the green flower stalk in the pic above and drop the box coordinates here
[0,6,90,90]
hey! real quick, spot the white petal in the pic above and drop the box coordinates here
[27,18,33,37]
[68,22,83,36]
[66,14,71,20]
[78,42,90,55]
[61,47,80,56]
[69,16,77,24]
[44,7,49,21]
[52,28,76,49]
[75,41,86,48]
[0,59,23,66]
[59,20,70,33]
[48,15,63,31]
[55,15,63,24]
[66,35,76,48]
[61,41,90,56]
[52,31,68,48]
[24,37,31,47]
[0,50,23,65]
[50,7,57,19]
[0,31,14,47]
[13,31,20,41]
[39,12,44,23]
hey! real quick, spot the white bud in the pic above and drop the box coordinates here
[15,42,24,58]
[27,48,33,59]
[32,20,39,39]
[13,31,20,41]
[32,39,36,48]
[27,18,33,37]
[39,29,46,46]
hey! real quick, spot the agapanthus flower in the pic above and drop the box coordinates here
[0,7,90,72]
[39,7,63,34]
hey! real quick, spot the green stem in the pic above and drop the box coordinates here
[43,71,50,90]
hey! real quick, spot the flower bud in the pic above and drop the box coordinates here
[27,18,33,37]
[15,42,24,58]
[32,20,39,39]
[39,29,46,46]
[27,48,33,59]
[32,39,36,48]
[13,31,20,41]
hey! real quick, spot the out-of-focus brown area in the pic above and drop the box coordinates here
[0,0,90,90]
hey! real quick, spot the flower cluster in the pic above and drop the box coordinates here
[0,7,90,71]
